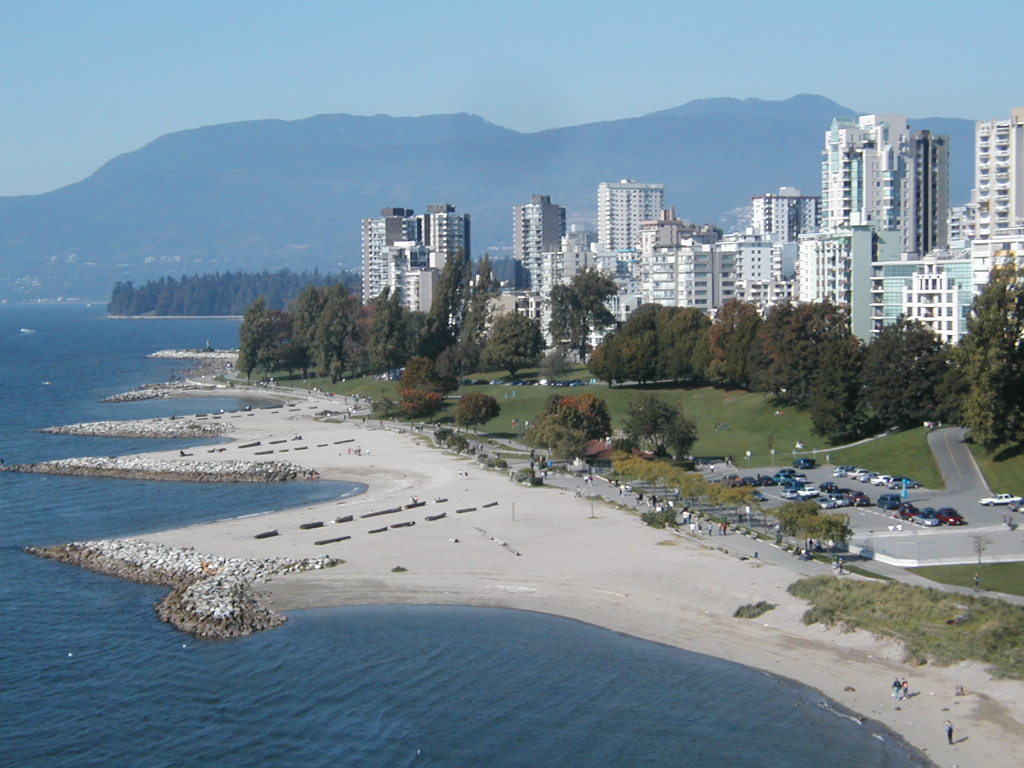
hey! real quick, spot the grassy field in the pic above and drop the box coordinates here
[259,368,948,481]
[789,576,1024,678]
[969,443,1024,496]
[824,428,943,489]
[911,562,1024,598]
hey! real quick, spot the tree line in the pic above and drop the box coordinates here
[108,269,358,316]
[591,265,1024,455]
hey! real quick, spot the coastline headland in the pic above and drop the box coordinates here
[20,376,1024,767]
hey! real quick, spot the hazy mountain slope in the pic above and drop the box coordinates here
[0,96,975,299]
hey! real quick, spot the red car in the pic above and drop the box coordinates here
[935,507,965,525]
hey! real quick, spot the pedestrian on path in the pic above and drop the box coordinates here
[974,572,980,591]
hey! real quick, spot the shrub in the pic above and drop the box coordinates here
[640,508,678,529]
[733,601,777,619]
[493,458,507,469]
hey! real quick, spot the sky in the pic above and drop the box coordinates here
[2,0,1022,197]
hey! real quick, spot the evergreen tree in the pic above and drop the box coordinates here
[238,297,273,380]
[548,269,617,361]
[958,264,1024,452]
[420,248,471,360]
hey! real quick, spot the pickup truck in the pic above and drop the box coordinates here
[979,493,1022,506]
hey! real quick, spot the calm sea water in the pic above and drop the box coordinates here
[0,304,928,767]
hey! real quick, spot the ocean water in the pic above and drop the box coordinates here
[0,304,928,767]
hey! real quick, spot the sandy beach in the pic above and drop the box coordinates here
[74,393,1024,767]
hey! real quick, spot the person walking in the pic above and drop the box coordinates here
[892,677,903,700]
[974,572,981,591]
[946,720,954,745]
[901,678,909,699]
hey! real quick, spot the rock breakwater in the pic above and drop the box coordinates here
[40,418,233,439]
[147,349,239,360]
[102,380,220,402]
[2,456,315,482]
[27,539,337,637]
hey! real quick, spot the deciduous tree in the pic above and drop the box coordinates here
[454,393,501,432]
[548,269,617,361]
[622,393,698,458]
[480,311,545,378]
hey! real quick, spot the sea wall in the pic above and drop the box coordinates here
[147,349,239,360]
[40,419,233,439]
[28,539,337,638]
[2,456,316,482]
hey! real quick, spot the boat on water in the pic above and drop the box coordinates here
[20,328,35,333]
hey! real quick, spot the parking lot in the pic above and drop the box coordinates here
[707,452,1024,567]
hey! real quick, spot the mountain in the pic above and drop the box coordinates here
[0,95,976,300]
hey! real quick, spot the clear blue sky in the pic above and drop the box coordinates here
[2,0,1021,197]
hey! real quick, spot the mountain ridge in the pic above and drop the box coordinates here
[0,95,975,300]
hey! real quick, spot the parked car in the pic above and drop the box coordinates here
[848,468,871,480]
[816,497,837,509]
[755,475,777,486]
[914,508,942,527]
[775,468,796,477]
[887,477,922,490]
[979,493,1023,506]
[877,493,902,511]
[818,481,838,493]
[936,507,965,525]
[833,465,856,477]
[895,502,920,521]
[781,488,803,500]
[848,492,873,507]
[724,475,746,487]
[1009,500,1023,512]
[828,492,853,507]
[858,472,877,483]
[870,474,894,486]
[797,485,820,499]
[793,458,817,469]
[751,490,769,502]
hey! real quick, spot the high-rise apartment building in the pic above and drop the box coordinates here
[362,204,470,305]
[968,107,1024,240]
[821,115,948,257]
[513,195,566,290]
[750,187,821,242]
[597,180,665,251]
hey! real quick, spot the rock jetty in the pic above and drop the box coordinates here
[28,539,336,638]
[102,380,220,403]
[2,456,315,482]
[147,349,238,360]
[40,418,233,439]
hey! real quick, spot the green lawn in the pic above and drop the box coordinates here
[911,562,1024,598]
[257,369,946,480]
[969,443,1024,496]
[824,428,943,489]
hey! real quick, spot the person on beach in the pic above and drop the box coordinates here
[901,678,909,699]
[946,720,954,744]
[893,677,903,699]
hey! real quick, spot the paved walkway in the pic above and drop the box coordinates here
[928,426,991,498]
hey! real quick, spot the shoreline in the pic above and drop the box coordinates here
[32,384,1024,767]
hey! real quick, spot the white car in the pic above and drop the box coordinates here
[858,472,877,483]
[979,493,1023,506]
[870,474,894,486]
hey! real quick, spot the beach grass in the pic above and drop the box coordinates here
[910,562,1024,598]
[733,601,777,619]
[788,576,1024,678]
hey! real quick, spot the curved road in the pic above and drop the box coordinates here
[927,427,991,498]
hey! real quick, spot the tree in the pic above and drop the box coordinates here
[656,306,711,382]
[420,248,471,360]
[480,311,545,378]
[540,348,572,381]
[290,284,326,376]
[707,299,761,387]
[454,393,501,432]
[548,269,617,361]
[310,283,357,382]
[861,317,948,430]
[399,356,459,417]
[525,393,612,460]
[957,264,1024,452]
[622,394,698,458]
[238,297,274,380]
[367,287,411,374]
[442,255,502,377]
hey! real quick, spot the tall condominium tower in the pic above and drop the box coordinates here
[969,107,1024,239]
[821,115,948,256]
[362,204,470,304]
[513,195,566,290]
[750,187,821,242]
[597,180,664,251]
